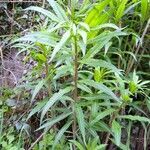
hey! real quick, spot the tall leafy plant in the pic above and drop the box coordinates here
[13,0,150,149]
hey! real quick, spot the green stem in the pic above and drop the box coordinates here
[73,37,78,101]
[45,61,52,96]
[72,35,78,146]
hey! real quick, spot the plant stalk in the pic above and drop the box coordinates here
[126,18,150,74]
[45,61,52,96]
[72,35,78,147]
[42,0,46,8]
[73,36,78,101]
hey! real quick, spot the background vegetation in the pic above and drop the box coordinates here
[0,0,150,149]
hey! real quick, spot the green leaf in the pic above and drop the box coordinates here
[85,0,110,26]
[78,29,87,44]
[36,54,47,62]
[111,139,128,150]
[31,79,46,103]
[79,22,90,32]
[72,24,77,36]
[104,42,112,55]
[70,140,84,150]
[84,31,127,59]
[25,6,59,22]
[27,100,48,120]
[77,83,92,94]
[81,80,120,102]
[76,105,86,144]
[79,41,86,56]
[41,87,72,121]
[47,0,68,21]
[54,65,72,79]
[124,2,140,15]
[13,32,57,47]
[91,102,99,117]
[123,51,137,61]
[80,59,122,75]
[50,30,71,62]
[141,0,149,22]
[92,23,120,30]
[118,115,150,123]
[115,0,128,22]
[95,144,107,150]
[88,31,127,44]
[37,111,72,131]
[85,0,112,38]
[112,120,121,146]
[94,67,101,82]
[90,109,115,125]
[48,22,64,33]
[52,121,72,150]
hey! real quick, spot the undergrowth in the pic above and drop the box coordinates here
[0,0,150,150]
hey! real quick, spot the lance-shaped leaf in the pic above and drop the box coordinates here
[81,79,120,102]
[78,29,87,44]
[90,109,115,125]
[112,120,121,146]
[49,30,71,62]
[27,100,48,120]
[85,0,110,25]
[118,115,150,123]
[47,0,68,21]
[41,87,72,121]
[52,121,72,150]
[80,59,122,75]
[25,6,59,22]
[76,105,86,144]
[141,0,149,22]
[84,31,127,59]
[31,79,46,103]
[92,23,121,31]
[13,32,57,47]
[77,83,92,94]
[69,140,84,150]
[115,0,128,22]
[38,111,72,131]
